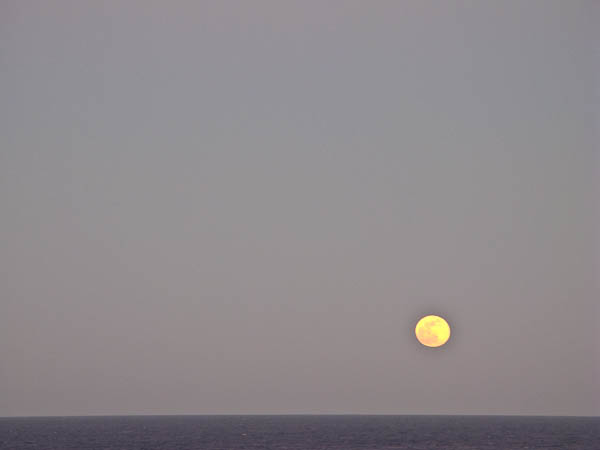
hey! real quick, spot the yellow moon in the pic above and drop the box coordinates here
[415,315,451,347]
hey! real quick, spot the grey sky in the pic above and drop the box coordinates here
[1,1,598,416]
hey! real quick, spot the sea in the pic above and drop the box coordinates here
[1,415,598,449]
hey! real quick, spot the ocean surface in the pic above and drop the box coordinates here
[1,415,598,449]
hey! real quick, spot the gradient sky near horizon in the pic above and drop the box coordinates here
[1,1,599,417]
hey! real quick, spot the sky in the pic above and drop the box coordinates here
[1,1,599,417]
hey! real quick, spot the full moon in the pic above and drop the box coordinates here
[415,315,451,347]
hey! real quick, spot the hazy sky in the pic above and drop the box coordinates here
[1,1,599,417]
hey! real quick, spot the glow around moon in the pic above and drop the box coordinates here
[415,315,451,347]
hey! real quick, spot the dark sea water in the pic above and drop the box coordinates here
[1,415,598,450]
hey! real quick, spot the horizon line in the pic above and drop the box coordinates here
[2,413,599,419]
